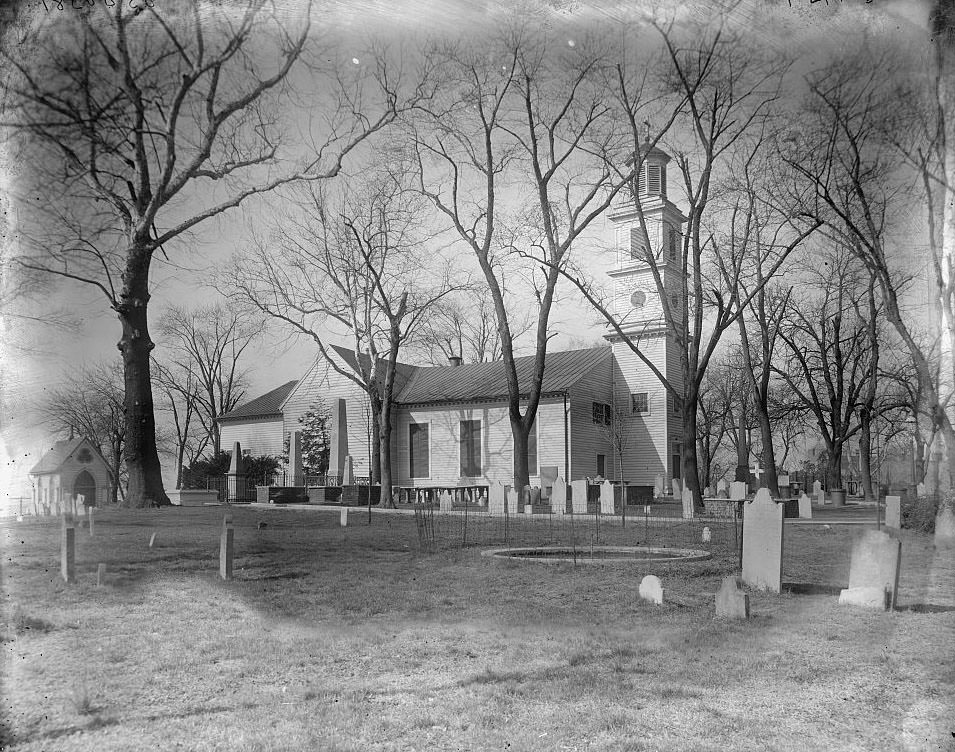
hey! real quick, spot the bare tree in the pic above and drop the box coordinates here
[230,170,459,497]
[556,15,819,508]
[157,304,258,457]
[37,362,125,504]
[152,357,203,490]
[3,3,407,505]
[411,24,648,492]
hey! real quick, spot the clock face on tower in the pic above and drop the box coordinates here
[630,290,647,309]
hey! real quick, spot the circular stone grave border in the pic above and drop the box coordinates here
[480,545,712,565]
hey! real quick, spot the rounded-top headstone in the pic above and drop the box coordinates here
[639,575,664,605]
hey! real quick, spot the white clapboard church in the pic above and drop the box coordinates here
[218,143,686,492]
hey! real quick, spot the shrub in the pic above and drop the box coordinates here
[900,495,939,534]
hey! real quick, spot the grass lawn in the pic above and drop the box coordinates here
[2,506,953,751]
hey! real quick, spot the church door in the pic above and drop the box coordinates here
[73,470,96,507]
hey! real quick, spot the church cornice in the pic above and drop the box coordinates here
[609,199,688,225]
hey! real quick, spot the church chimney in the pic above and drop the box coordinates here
[448,355,462,368]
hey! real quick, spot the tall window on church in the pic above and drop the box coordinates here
[629,228,645,261]
[460,419,482,476]
[596,453,607,477]
[667,227,678,262]
[409,422,429,478]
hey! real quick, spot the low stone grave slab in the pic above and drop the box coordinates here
[839,530,901,610]
[715,576,749,619]
[838,587,887,609]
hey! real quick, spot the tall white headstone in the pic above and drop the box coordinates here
[812,480,822,496]
[506,488,520,515]
[682,487,695,519]
[671,478,682,498]
[571,480,588,514]
[654,474,665,499]
[741,488,784,593]
[551,476,567,515]
[488,482,506,516]
[600,481,615,515]
[884,495,901,530]
[730,481,747,501]
[798,493,812,519]
[288,430,304,486]
[439,491,453,512]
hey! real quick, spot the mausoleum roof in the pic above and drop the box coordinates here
[29,437,103,475]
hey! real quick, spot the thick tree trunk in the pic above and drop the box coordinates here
[511,414,531,494]
[682,401,704,510]
[110,437,122,505]
[378,406,393,507]
[756,410,780,496]
[826,449,843,490]
[370,406,382,485]
[117,250,169,507]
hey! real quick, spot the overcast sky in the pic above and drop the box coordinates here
[0,0,935,509]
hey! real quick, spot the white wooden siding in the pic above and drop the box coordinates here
[219,418,284,458]
[567,353,615,481]
[393,399,566,486]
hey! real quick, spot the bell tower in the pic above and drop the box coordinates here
[605,142,687,486]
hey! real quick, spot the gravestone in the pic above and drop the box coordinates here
[96,563,106,588]
[884,495,901,530]
[916,482,926,497]
[716,479,729,496]
[219,513,234,580]
[702,526,712,543]
[715,576,750,619]
[506,488,519,515]
[741,488,784,593]
[654,474,665,499]
[439,491,453,512]
[816,489,826,506]
[551,476,567,515]
[839,529,901,610]
[717,490,728,499]
[61,514,75,584]
[226,441,247,503]
[798,493,812,519]
[88,506,94,537]
[703,485,714,498]
[149,532,157,548]
[812,480,822,496]
[330,398,349,479]
[288,430,305,486]
[540,466,559,500]
[681,487,695,520]
[600,481,615,515]
[934,504,955,543]
[778,474,790,488]
[341,455,354,486]
[671,478,682,498]
[340,507,348,527]
[571,480,588,514]
[488,482,506,516]
[730,481,747,501]
[639,575,663,605]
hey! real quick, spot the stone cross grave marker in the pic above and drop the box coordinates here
[439,491,453,512]
[639,575,663,605]
[61,514,75,584]
[884,495,901,530]
[600,481,615,515]
[681,487,695,519]
[715,576,750,619]
[551,476,567,515]
[750,461,764,488]
[730,481,747,501]
[741,488,784,593]
[219,513,234,581]
[571,480,588,514]
[838,530,901,610]
[798,493,812,519]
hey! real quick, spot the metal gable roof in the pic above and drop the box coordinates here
[216,380,298,422]
[394,346,612,405]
